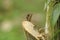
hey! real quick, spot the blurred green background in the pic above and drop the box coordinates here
[0,0,46,40]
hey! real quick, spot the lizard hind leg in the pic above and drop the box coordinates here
[37,34,47,40]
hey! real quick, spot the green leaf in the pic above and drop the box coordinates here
[51,3,60,27]
[51,29,60,40]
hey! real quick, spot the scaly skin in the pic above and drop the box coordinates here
[22,14,47,40]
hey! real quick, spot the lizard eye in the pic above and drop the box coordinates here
[26,14,32,21]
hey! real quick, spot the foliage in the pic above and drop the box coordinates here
[0,0,45,40]
[46,0,60,40]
